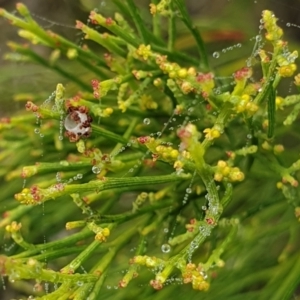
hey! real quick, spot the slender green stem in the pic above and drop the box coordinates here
[272,254,300,300]
[111,117,139,156]
[167,3,176,51]
[152,0,161,38]
[12,227,93,259]
[99,199,174,224]
[254,47,280,105]
[126,0,149,44]
[61,239,103,274]
[173,0,209,70]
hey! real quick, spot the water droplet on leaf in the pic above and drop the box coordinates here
[143,118,150,125]
[213,52,220,58]
[161,243,171,253]
[186,188,192,194]
[92,166,101,174]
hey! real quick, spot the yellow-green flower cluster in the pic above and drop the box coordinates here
[214,160,245,182]
[181,263,210,291]
[139,94,158,110]
[277,51,298,77]
[137,136,179,164]
[149,0,171,16]
[136,44,152,60]
[203,127,221,141]
[262,10,283,42]
[231,94,258,114]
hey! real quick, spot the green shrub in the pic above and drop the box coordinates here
[0,1,300,299]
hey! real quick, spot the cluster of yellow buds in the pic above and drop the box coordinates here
[262,10,283,42]
[131,255,164,268]
[278,64,297,78]
[214,160,245,182]
[203,127,221,141]
[149,0,171,16]
[153,145,179,162]
[95,227,110,242]
[136,44,152,60]
[277,51,298,77]
[173,153,190,172]
[140,94,158,110]
[154,52,216,97]
[87,221,111,242]
[277,176,298,188]
[5,221,22,233]
[231,94,258,114]
[262,141,285,155]
[181,263,210,291]
[137,136,179,164]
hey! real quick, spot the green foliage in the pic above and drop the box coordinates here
[0,1,300,299]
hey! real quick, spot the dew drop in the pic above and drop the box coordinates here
[92,166,101,174]
[143,118,151,125]
[34,128,40,134]
[161,243,171,253]
[286,22,291,27]
[77,174,83,179]
[56,172,61,182]
[163,228,169,233]
[186,188,192,194]
[157,131,162,137]
[199,225,210,237]
[76,281,83,286]
[176,168,183,175]
[256,35,262,42]
[212,51,220,58]
[200,270,208,280]
[58,135,64,141]
[202,206,207,210]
